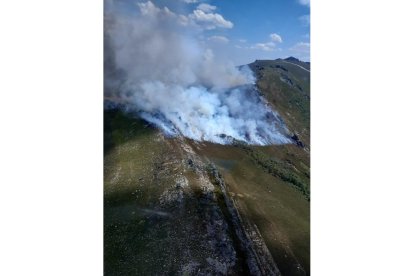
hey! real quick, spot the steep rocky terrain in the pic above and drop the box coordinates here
[104,57,310,275]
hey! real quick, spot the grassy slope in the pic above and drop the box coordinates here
[250,59,310,146]
[104,110,174,275]
[192,141,310,276]
[104,110,262,275]
[192,58,311,275]
[251,59,310,275]
[104,58,311,275]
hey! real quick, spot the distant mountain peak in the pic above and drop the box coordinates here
[284,56,301,62]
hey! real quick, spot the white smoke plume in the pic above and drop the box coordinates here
[104,1,292,145]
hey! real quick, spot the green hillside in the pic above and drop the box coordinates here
[249,58,310,146]
[104,57,310,275]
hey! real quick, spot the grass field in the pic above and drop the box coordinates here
[192,140,310,276]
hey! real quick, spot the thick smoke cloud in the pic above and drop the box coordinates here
[104,1,292,145]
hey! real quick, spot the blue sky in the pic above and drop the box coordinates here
[201,0,310,64]
[109,0,310,65]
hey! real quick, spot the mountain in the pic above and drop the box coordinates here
[279,57,311,70]
[104,57,310,275]
[250,58,310,146]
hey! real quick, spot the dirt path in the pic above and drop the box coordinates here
[281,61,310,73]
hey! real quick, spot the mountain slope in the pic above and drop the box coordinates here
[249,58,310,147]
[104,110,281,275]
[104,57,310,275]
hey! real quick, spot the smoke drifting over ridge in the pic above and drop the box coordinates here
[104,1,292,145]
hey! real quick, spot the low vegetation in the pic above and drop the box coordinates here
[234,142,310,200]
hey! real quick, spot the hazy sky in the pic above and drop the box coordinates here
[107,0,310,65]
